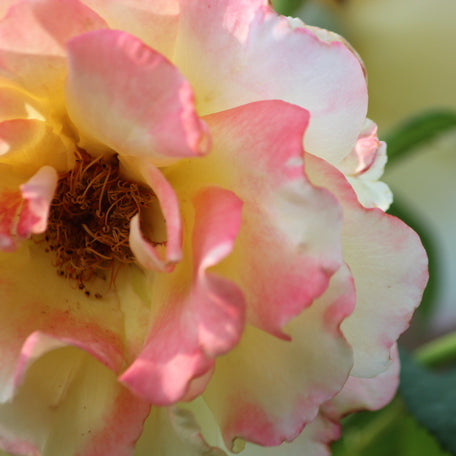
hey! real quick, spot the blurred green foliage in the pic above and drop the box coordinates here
[400,350,456,454]
[270,0,306,16]
[332,399,451,456]
[385,110,456,165]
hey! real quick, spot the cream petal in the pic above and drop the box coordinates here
[65,29,210,165]
[305,153,428,377]
[202,265,354,449]
[174,0,367,164]
[81,0,180,58]
[0,346,149,456]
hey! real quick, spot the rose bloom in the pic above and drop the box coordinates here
[0,1,427,455]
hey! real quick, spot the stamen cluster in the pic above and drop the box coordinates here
[44,149,154,290]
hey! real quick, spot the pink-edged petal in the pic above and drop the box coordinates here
[17,166,57,235]
[65,29,210,165]
[174,0,367,164]
[76,384,149,456]
[323,344,400,420]
[305,153,428,377]
[0,0,107,100]
[120,187,245,405]
[0,345,149,456]
[339,119,392,210]
[135,405,226,456]
[0,165,57,251]
[202,265,354,449]
[128,160,182,272]
[169,100,343,337]
[191,188,245,357]
[0,243,129,403]
[240,415,340,456]
[81,0,180,58]
[242,347,400,456]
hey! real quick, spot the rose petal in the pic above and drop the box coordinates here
[80,0,180,58]
[0,245,128,403]
[339,119,392,210]
[0,119,74,174]
[120,187,245,405]
[17,166,57,236]
[0,346,149,456]
[136,405,227,456]
[0,1,15,19]
[65,29,210,165]
[0,86,46,123]
[323,344,400,420]
[0,165,57,251]
[128,160,182,272]
[168,100,343,336]
[174,0,367,164]
[305,153,428,377]
[202,265,354,449]
[0,0,107,101]
[240,415,339,456]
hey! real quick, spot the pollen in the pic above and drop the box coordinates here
[43,149,155,291]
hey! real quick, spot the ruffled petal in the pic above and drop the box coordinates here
[0,244,128,403]
[174,0,367,164]
[120,187,245,405]
[65,29,210,165]
[202,265,354,449]
[241,416,339,456]
[323,345,400,419]
[338,119,392,211]
[168,100,343,336]
[80,0,180,58]
[0,345,149,456]
[0,0,107,102]
[305,154,428,377]
[127,160,182,272]
[0,165,57,251]
[17,166,57,235]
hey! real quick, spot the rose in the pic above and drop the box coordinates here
[0,1,427,455]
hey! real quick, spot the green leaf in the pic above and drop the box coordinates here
[385,110,456,164]
[415,332,456,368]
[399,349,456,454]
[332,398,451,456]
[270,0,306,16]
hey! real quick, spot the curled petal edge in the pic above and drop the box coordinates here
[0,165,57,251]
[129,163,182,272]
[121,187,245,405]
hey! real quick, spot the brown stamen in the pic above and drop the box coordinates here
[43,149,155,290]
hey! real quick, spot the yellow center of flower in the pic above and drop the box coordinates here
[43,149,154,296]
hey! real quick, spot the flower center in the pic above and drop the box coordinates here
[43,149,154,294]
